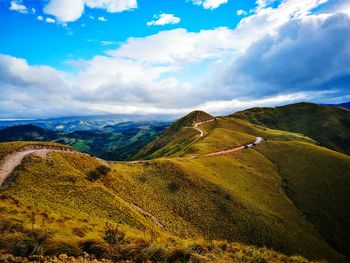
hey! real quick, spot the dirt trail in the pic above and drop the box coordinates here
[0,146,102,186]
[192,118,216,137]
[128,203,165,228]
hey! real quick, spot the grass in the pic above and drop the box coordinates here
[256,141,350,258]
[234,102,350,155]
[0,108,349,262]
[135,110,214,159]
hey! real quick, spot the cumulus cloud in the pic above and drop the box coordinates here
[147,13,181,26]
[9,1,28,13]
[214,13,350,100]
[44,0,137,22]
[192,0,228,10]
[109,27,236,64]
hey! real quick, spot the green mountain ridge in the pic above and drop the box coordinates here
[0,104,349,262]
[233,102,350,155]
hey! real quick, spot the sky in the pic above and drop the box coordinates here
[0,0,350,118]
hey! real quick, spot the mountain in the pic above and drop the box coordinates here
[0,124,60,142]
[0,114,178,132]
[233,102,350,155]
[324,102,350,110]
[0,122,170,160]
[135,110,214,159]
[0,107,349,262]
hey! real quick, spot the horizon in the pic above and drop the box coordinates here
[1,0,350,118]
[0,100,348,121]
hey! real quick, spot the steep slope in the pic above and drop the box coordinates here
[135,110,214,159]
[233,102,350,155]
[257,141,350,257]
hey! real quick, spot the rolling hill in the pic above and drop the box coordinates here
[233,102,350,155]
[0,106,349,262]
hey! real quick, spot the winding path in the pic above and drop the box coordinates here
[0,146,81,186]
[192,118,216,137]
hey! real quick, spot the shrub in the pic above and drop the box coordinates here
[103,223,125,245]
[4,230,53,257]
[78,239,110,259]
[87,165,110,182]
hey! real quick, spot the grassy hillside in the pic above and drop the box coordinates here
[135,111,214,159]
[257,142,350,257]
[1,109,349,262]
[233,102,350,155]
[0,144,318,262]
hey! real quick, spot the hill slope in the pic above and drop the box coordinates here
[233,102,350,155]
[135,110,214,159]
[0,142,322,263]
[1,109,350,262]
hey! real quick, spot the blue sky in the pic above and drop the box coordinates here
[0,0,253,69]
[0,0,350,118]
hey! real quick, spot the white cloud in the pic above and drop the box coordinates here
[44,0,137,22]
[109,27,236,64]
[9,1,28,13]
[211,13,350,100]
[45,17,56,24]
[44,0,84,22]
[147,13,181,26]
[37,16,44,21]
[98,16,108,21]
[236,9,247,16]
[84,0,137,13]
[192,0,228,10]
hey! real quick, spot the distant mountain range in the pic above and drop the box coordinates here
[0,113,178,132]
[0,121,171,160]
[323,102,350,110]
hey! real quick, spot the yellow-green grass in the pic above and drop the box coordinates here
[234,102,350,155]
[134,110,214,159]
[256,141,350,258]
[137,116,316,160]
[0,148,320,262]
[1,112,349,263]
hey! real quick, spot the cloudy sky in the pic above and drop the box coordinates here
[0,0,349,118]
